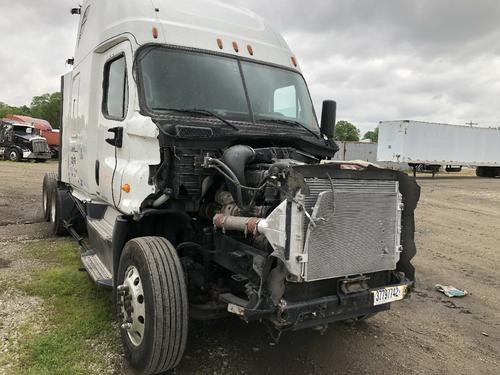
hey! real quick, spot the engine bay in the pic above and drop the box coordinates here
[143,142,420,329]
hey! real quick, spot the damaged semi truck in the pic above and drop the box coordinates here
[43,1,420,373]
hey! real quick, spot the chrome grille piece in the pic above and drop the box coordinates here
[303,179,402,281]
[32,139,49,153]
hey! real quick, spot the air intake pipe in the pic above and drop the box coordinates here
[221,145,255,187]
[214,145,255,208]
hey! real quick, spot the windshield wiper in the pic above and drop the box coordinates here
[257,118,320,139]
[151,108,239,131]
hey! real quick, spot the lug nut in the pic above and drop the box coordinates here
[117,285,129,292]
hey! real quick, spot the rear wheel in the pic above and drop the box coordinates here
[117,237,188,375]
[476,167,499,178]
[50,188,72,236]
[8,148,21,162]
[42,173,57,221]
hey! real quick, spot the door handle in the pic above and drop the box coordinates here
[105,127,123,148]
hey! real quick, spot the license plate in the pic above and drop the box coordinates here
[372,285,407,306]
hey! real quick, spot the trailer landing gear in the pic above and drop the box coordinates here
[409,163,441,178]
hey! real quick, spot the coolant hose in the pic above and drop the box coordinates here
[221,145,255,186]
[220,145,256,206]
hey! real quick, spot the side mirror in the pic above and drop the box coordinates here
[320,100,336,139]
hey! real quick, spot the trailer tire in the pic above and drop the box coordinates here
[42,173,58,221]
[476,167,498,178]
[8,148,21,162]
[117,237,188,375]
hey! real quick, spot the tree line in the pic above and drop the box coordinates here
[0,92,61,129]
[1,94,378,141]
[335,120,378,142]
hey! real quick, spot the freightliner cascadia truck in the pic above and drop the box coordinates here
[42,1,420,373]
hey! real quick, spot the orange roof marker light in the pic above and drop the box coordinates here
[291,56,298,67]
[152,26,159,39]
[122,184,131,193]
[247,44,254,56]
[232,41,239,53]
[217,38,224,49]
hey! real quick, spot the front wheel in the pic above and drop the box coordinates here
[8,148,21,162]
[117,237,188,375]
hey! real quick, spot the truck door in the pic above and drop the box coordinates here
[67,72,83,187]
[96,42,133,207]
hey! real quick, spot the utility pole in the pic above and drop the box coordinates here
[465,121,478,127]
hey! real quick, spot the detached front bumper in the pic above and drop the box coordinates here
[222,278,413,331]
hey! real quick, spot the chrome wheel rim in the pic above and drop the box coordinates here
[9,151,17,161]
[119,265,146,346]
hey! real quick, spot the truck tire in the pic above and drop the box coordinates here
[42,173,58,221]
[476,167,498,178]
[117,237,188,375]
[8,148,21,162]
[50,187,72,236]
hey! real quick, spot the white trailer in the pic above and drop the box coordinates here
[334,141,377,163]
[333,141,408,170]
[377,120,500,177]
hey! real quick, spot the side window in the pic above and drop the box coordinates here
[274,85,297,118]
[6,126,13,142]
[103,55,128,120]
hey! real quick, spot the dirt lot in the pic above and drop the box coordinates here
[0,160,499,374]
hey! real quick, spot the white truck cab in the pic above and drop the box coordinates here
[44,1,420,374]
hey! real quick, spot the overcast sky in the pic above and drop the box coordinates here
[1,0,499,134]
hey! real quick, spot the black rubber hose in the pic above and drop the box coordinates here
[220,145,256,206]
[221,145,255,186]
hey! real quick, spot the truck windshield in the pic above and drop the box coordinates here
[137,47,319,132]
[14,126,39,136]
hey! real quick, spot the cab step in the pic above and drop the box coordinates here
[81,250,112,288]
[86,217,113,244]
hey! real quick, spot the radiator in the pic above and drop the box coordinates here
[302,179,402,281]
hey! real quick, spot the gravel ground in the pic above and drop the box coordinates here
[0,160,498,374]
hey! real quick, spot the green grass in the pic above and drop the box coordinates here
[3,240,120,375]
